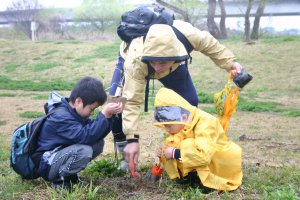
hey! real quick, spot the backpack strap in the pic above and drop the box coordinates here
[171,26,193,63]
[144,65,155,112]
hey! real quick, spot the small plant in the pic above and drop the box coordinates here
[84,159,126,178]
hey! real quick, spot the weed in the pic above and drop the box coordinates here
[84,159,126,178]
[0,93,16,97]
[32,57,41,60]
[18,111,44,118]
[5,64,20,73]
[33,62,61,71]
[41,50,60,56]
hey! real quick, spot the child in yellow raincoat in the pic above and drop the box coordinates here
[154,88,242,191]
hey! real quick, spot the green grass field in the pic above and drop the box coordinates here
[0,35,299,199]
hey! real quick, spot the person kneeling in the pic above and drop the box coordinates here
[154,88,242,191]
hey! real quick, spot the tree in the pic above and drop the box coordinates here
[207,0,221,38]
[244,0,254,41]
[75,0,129,33]
[218,0,227,39]
[156,0,206,26]
[4,0,41,39]
[251,0,267,40]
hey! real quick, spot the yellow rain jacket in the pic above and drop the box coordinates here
[120,20,237,140]
[154,88,242,191]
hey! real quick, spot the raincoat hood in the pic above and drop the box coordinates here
[154,88,196,128]
[141,24,189,62]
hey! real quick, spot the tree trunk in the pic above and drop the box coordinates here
[218,0,227,39]
[207,0,221,38]
[244,0,253,41]
[156,0,190,22]
[251,0,266,40]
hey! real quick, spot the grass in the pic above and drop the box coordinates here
[18,111,44,118]
[33,62,61,71]
[5,64,20,73]
[93,40,120,61]
[0,35,299,199]
[83,159,126,178]
[0,93,16,97]
[0,76,74,91]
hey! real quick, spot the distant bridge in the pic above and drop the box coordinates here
[0,8,300,25]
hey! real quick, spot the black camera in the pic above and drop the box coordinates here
[233,68,253,88]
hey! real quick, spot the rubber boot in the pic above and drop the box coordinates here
[115,140,129,171]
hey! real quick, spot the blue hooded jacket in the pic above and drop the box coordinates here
[33,96,111,163]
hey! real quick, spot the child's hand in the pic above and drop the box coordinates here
[102,102,123,118]
[164,146,175,160]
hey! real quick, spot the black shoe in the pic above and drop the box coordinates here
[64,174,80,184]
[51,180,71,191]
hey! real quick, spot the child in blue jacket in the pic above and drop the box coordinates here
[32,76,123,189]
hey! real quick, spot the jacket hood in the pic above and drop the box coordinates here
[154,88,197,128]
[141,24,189,62]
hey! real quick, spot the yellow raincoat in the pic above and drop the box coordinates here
[120,20,237,140]
[154,88,242,191]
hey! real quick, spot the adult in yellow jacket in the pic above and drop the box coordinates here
[109,18,244,167]
[154,88,242,191]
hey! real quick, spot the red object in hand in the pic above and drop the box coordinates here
[130,161,141,178]
[151,157,163,177]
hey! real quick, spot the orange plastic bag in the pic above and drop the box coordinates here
[214,74,239,133]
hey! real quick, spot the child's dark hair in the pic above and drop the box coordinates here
[70,76,107,107]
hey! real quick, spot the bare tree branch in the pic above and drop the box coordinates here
[156,0,190,22]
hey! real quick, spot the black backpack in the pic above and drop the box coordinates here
[117,4,194,112]
[117,4,174,50]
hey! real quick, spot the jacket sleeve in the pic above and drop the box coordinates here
[180,112,226,169]
[121,38,148,139]
[50,112,112,144]
[173,20,236,70]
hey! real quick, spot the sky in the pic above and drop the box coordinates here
[0,0,83,11]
